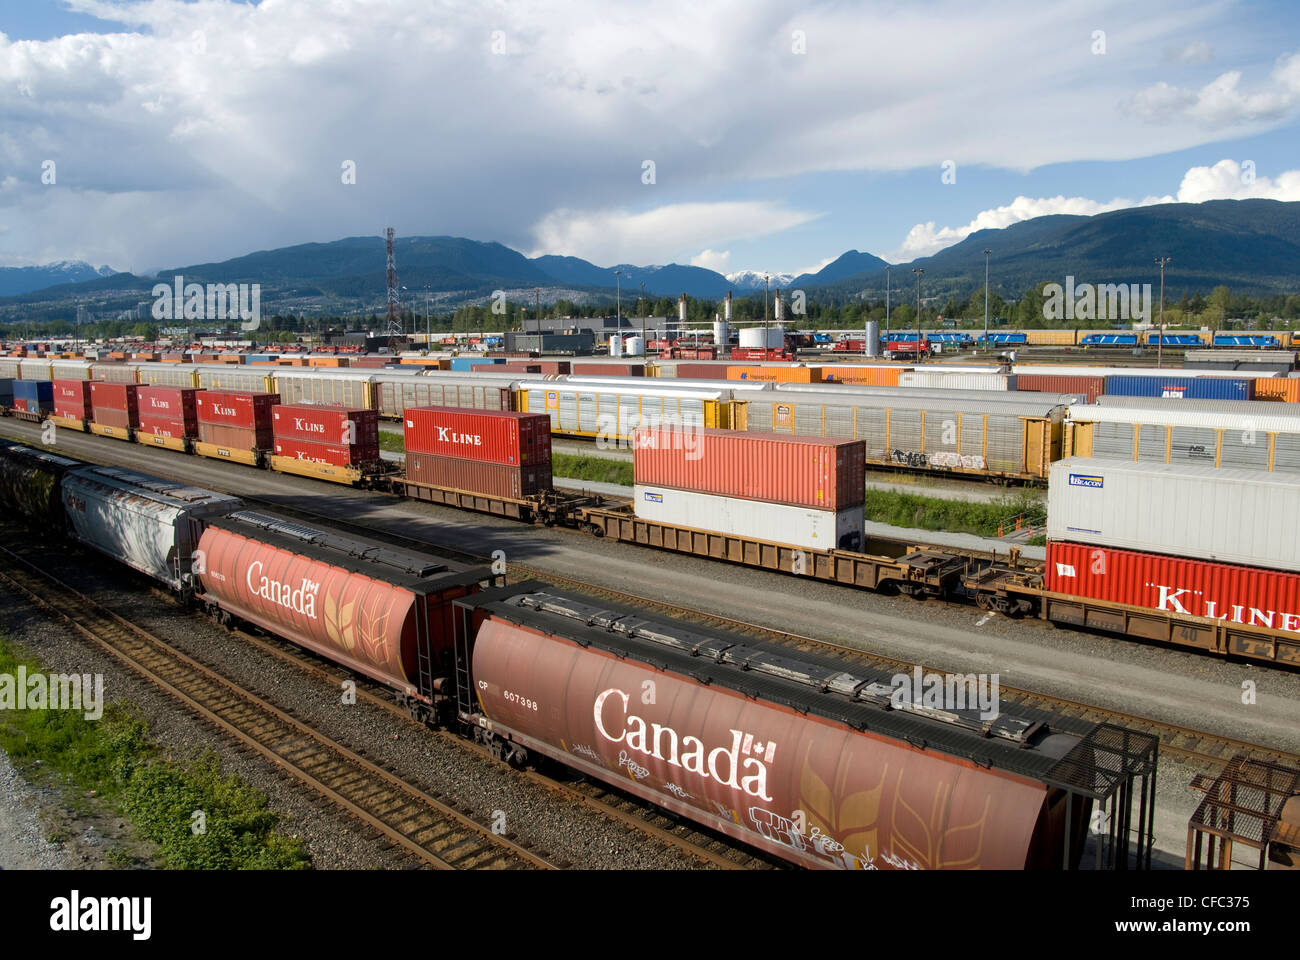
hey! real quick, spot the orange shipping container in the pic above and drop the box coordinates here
[726,365,823,383]
[1254,378,1300,403]
[819,365,904,386]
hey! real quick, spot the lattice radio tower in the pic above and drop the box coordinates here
[385,227,401,337]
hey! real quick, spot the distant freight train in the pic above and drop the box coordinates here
[0,443,1158,871]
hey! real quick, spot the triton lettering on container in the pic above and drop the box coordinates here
[634,485,863,551]
[195,390,279,465]
[1046,542,1300,638]
[404,407,552,466]
[462,589,1104,870]
[272,403,379,449]
[632,426,865,510]
[1047,458,1300,573]
[405,453,552,500]
[61,466,241,592]
[196,511,488,698]
[1103,375,1255,401]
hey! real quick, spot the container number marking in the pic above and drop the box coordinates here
[503,690,538,711]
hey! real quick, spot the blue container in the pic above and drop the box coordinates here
[1104,375,1255,401]
[448,357,506,371]
[12,379,53,414]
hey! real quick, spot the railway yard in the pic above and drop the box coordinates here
[0,341,1297,875]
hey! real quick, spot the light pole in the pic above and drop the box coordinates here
[614,269,622,333]
[764,274,771,352]
[885,265,891,338]
[913,267,924,360]
[1155,257,1172,367]
[400,286,409,337]
[534,288,541,341]
[983,249,992,350]
[640,281,646,351]
[424,285,431,348]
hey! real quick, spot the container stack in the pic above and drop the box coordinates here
[631,427,866,551]
[87,381,140,438]
[12,380,53,417]
[403,407,552,499]
[195,390,279,464]
[271,403,380,468]
[1045,457,1300,635]
[52,380,93,425]
[136,386,200,447]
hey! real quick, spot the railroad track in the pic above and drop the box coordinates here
[230,494,1300,777]
[0,542,560,871]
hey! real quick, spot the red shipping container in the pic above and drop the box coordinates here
[88,381,139,416]
[405,452,551,498]
[196,390,279,429]
[52,379,92,419]
[500,363,543,373]
[272,403,378,447]
[197,391,278,448]
[632,427,866,510]
[198,422,271,451]
[138,415,194,440]
[273,436,379,466]
[137,386,199,427]
[404,407,551,466]
[91,407,134,429]
[534,360,571,375]
[672,363,732,379]
[570,362,646,377]
[1016,374,1105,404]
[1046,542,1300,636]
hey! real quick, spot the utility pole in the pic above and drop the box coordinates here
[614,269,622,332]
[1155,257,1172,368]
[640,281,646,351]
[913,267,924,360]
[534,288,541,342]
[983,249,992,350]
[764,274,771,351]
[885,265,891,338]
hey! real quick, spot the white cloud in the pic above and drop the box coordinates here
[891,195,1138,261]
[793,256,835,277]
[1168,41,1214,64]
[892,158,1300,260]
[690,248,731,272]
[1123,52,1300,126]
[1174,158,1300,202]
[529,202,818,266]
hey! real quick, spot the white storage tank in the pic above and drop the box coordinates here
[739,326,785,349]
[625,335,645,357]
[1047,458,1300,573]
[609,334,623,357]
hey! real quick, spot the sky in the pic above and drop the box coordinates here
[1,0,1298,279]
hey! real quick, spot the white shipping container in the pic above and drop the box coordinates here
[633,484,863,551]
[1047,458,1300,572]
[62,466,242,591]
[899,371,1014,391]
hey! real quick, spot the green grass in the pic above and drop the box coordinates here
[552,452,633,486]
[378,431,405,453]
[861,488,1046,539]
[0,637,311,870]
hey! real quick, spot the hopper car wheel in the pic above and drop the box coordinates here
[585,523,605,538]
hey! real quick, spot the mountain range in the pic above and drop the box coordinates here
[2,199,1296,322]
